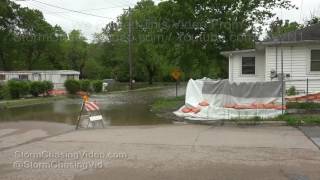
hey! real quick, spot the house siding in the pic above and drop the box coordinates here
[265,45,320,93]
[229,51,265,82]
[0,71,80,90]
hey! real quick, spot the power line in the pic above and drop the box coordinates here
[27,1,92,24]
[45,5,133,14]
[43,0,137,14]
[30,0,115,19]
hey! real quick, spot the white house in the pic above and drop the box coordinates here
[0,70,80,89]
[222,23,320,93]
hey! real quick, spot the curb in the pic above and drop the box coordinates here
[183,120,288,126]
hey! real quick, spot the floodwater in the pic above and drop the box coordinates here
[0,86,185,126]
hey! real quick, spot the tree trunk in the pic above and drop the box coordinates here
[148,75,153,85]
[27,47,34,70]
[147,67,155,85]
[0,50,6,70]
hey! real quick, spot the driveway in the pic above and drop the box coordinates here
[300,126,320,149]
[0,124,319,180]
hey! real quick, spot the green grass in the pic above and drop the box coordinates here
[105,82,185,92]
[0,96,66,109]
[287,102,320,110]
[232,114,320,126]
[277,114,320,126]
[151,96,185,112]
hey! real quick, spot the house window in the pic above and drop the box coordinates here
[19,75,28,80]
[242,57,255,75]
[0,75,5,80]
[311,50,320,71]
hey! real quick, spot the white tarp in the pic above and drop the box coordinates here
[174,79,285,121]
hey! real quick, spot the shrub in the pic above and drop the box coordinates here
[7,80,30,99]
[79,80,91,92]
[43,81,54,96]
[30,81,45,97]
[287,86,297,96]
[92,80,103,93]
[0,83,9,100]
[64,79,80,94]
[0,84,4,99]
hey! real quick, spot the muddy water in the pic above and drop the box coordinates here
[0,87,185,126]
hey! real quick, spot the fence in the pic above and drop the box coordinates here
[285,78,320,95]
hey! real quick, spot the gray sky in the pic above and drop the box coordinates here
[16,0,320,41]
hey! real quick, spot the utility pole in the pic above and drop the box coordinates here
[281,43,285,115]
[280,29,285,115]
[128,7,133,90]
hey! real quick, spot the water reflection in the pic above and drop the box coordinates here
[0,86,185,126]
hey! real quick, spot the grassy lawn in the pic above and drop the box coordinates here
[0,96,66,109]
[277,114,320,126]
[232,114,320,126]
[287,102,320,110]
[105,82,184,93]
[151,96,185,113]
[151,96,320,126]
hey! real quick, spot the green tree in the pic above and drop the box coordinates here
[66,30,88,78]
[95,0,295,81]
[306,16,320,26]
[267,18,303,39]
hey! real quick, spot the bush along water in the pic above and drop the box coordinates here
[30,81,54,97]
[64,79,81,95]
[64,79,103,94]
[0,80,54,100]
[79,80,91,92]
[7,80,30,99]
[92,80,103,93]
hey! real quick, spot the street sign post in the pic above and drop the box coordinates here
[171,69,182,97]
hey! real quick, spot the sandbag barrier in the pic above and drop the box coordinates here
[286,92,320,102]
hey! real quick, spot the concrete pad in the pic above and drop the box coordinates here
[0,125,319,180]
[299,126,320,148]
[313,137,320,147]
[300,126,320,137]
[47,125,209,146]
[0,121,74,136]
[48,125,318,150]
[0,129,17,137]
[0,130,47,149]
[196,126,318,150]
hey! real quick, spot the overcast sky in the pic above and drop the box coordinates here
[16,0,320,41]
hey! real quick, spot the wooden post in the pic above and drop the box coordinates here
[306,78,309,95]
[128,7,133,90]
[176,80,178,97]
[75,101,85,130]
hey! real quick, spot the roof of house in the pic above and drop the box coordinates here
[221,23,320,56]
[258,23,320,45]
[220,49,256,57]
[0,70,80,75]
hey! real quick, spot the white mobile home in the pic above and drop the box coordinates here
[222,23,320,93]
[0,70,80,89]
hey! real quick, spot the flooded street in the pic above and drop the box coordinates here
[0,86,185,126]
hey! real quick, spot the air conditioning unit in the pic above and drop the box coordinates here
[270,70,291,80]
[270,69,277,79]
[276,73,291,80]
